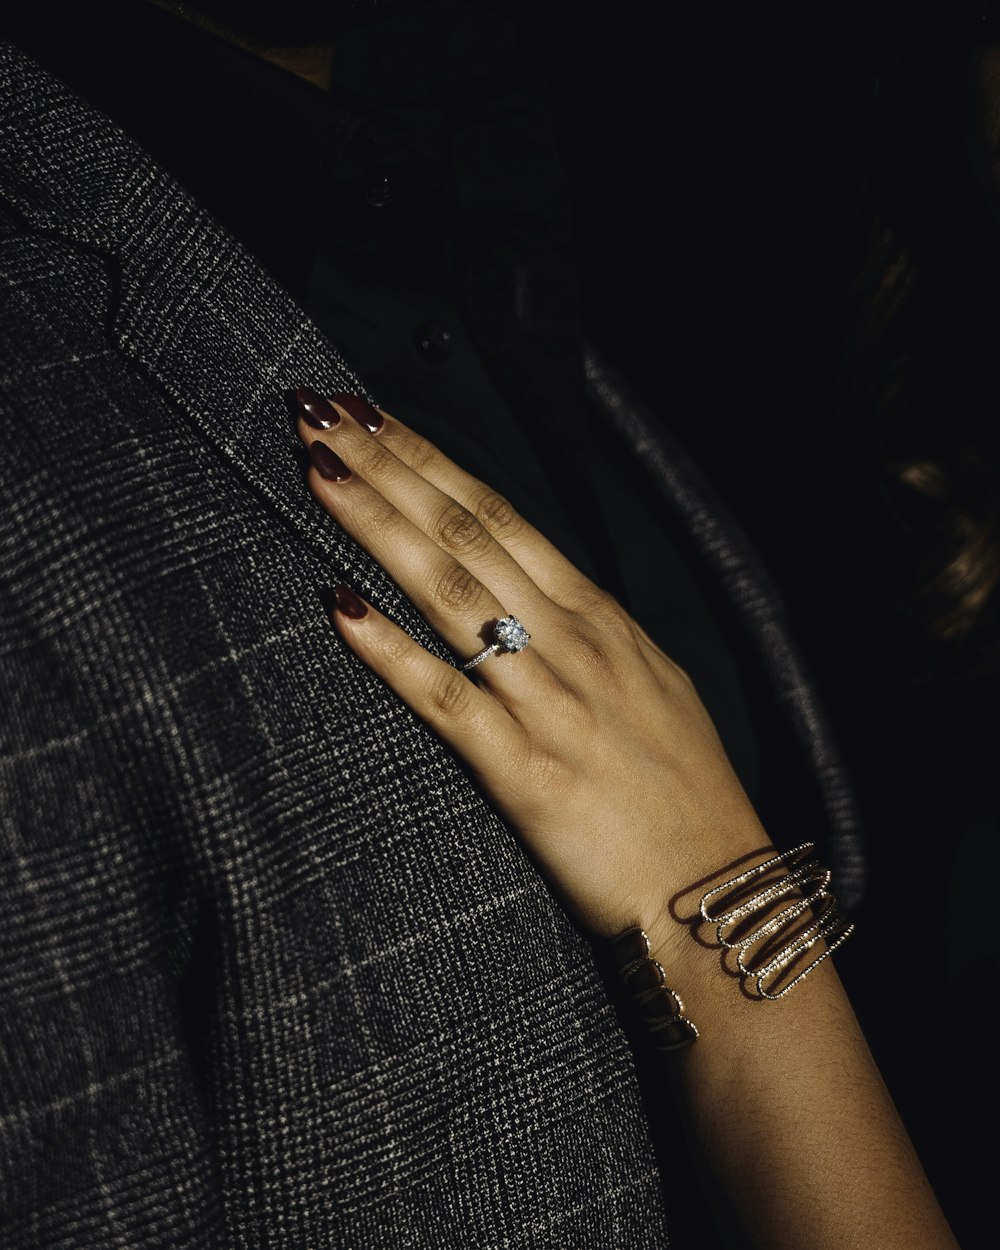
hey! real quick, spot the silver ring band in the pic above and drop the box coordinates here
[460,615,530,672]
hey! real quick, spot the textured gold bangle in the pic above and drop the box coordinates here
[699,842,855,1000]
[611,846,853,1041]
[610,927,699,1052]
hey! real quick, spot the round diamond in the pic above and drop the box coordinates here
[493,615,530,653]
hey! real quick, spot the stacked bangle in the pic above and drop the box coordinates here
[699,842,855,1001]
[610,927,699,1052]
[611,842,855,1046]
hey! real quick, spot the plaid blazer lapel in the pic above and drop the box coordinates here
[0,39,440,647]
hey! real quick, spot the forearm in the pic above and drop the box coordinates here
[643,835,958,1250]
[295,397,961,1248]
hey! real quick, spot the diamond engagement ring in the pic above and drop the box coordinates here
[459,616,531,671]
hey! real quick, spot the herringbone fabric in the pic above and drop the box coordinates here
[0,42,670,1248]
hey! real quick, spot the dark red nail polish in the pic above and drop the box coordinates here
[334,584,368,619]
[296,385,341,429]
[309,440,351,481]
[329,392,384,433]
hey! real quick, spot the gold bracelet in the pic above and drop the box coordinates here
[611,844,855,1044]
[699,842,855,1000]
[610,927,699,1052]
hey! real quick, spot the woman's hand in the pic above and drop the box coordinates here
[294,388,959,1250]
[295,387,769,960]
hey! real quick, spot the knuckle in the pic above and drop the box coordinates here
[377,631,415,670]
[431,562,488,613]
[567,625,615,677]
[521,748,573,801]
[473,489,520,538]
[588,586,625,622]
[406,434,439,476]
[575,592,634,649]
[433,500,490,557]
[428,668,473,718]
[365,495,400,537]
[356,437,395,481]
[566,582,616,620]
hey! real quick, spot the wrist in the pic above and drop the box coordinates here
[617,835,855,1042]
[636,824,779,977]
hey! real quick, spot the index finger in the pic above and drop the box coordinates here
[375,408,597,611]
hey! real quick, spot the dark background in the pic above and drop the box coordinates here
[3,0,992,1241]
[550,4,996,1245]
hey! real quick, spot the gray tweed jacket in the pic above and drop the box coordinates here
[0,39,864,1249]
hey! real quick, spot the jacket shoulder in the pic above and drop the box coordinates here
[0,224,118,409]
[0,41,131,390]
[0,39,156,248]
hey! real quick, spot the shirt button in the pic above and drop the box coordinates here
[366,176,392,208]
[413,321,453,362]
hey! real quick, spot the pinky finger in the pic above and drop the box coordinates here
[330,585,524,773]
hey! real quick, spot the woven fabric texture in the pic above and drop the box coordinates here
[0,42,670,1249]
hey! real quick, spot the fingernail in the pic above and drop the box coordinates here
[309,441,351,481]
[296,385,341,429]
[334,584,368,619]
[329,392,384,433]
